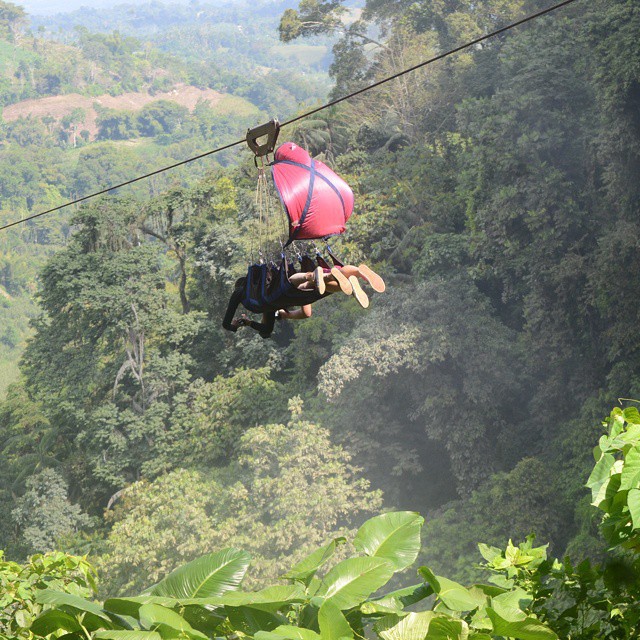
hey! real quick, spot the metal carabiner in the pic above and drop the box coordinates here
[246,119,280,157]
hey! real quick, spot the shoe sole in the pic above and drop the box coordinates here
[331,267,353,295]
[357,264,385,293]
[349,276,369,308]
[314,266,325,295]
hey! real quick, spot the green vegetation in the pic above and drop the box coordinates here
[1,0,640,638]
[0,0,335,392]
[4,420,640,639]
[0,549,95,639]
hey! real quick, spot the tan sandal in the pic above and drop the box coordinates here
[330,267,353,295]
[313,266,326,295]
[357,264,385,293]
[349,276,369,309]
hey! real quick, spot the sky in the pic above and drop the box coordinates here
[20,0,202,15]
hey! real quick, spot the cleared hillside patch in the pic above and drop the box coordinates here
[1,84,233,139]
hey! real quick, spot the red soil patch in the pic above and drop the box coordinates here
[2,84,225,138]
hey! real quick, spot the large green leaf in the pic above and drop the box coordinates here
[469,584,507,598]
[95,633,162,640]
[628,488,640,529]
[486,608,557,640]
[373,582,433,607]
[183,584,305,611]
[138,604,207,640]
[105,596,179,618]
[283,537,346,584]
[418,568,481,611]
[317,557,395,610]
[353,512,424,572]
[30,609,82,636]
[490,588,532,621]
[36,589,110,620]
[318,599,354,640]
[375,612,437,640]
[255,627,321,640]
[227,606,287,635]
[586,453,615,502]
[427,617,469,639]
[621,446,640,490]
[149,548,250,599]
[594,468,622,511]
[360,597,404,616]
[477,544,501,563]
[624,407,640,425]
[181,604,226,636]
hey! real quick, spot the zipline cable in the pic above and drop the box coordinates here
[0,138,247,232]
[0,0,580,233]
[280,0,579,127]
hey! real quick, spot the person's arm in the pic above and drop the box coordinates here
[222,288,244,332]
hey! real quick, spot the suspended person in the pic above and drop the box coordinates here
[225,133,386,336]
[222,260,386,339]
[222,269,336,338]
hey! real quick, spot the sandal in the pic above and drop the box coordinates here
[313,266,326,295]
[349,276,370,309]
[357,264,385,293]
[330,267,353,295]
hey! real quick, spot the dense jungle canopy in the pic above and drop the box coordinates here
[1,0,640,637]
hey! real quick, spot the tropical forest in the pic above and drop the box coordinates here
[0,0,639,637]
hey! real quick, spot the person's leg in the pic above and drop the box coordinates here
[289,272,313,287]
[290,270,351,294]
[289,271,328,293]
[278,305,312,320]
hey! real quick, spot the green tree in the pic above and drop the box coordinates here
[318,277,523,492]
[0,1,26,42]
[98,402,382,595]
[0,550,95,640]
[137,101,189,137]
[11,469,91,555]
[95,108,138,140]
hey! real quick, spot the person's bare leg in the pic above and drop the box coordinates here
[289,272,313,287]
[290,270,353,294]
[289,270,333,294]
[278,305,312,320]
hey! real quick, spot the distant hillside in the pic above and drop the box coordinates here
[20,0,200,14]
[2,84,260,139]
[0,0,335,397]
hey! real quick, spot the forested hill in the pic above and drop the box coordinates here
[0,0,333,393]
[1,0,639,603]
